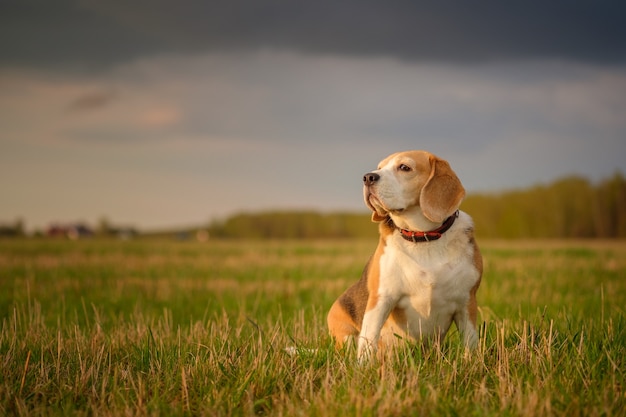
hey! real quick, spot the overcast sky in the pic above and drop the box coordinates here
[1,0,626,231]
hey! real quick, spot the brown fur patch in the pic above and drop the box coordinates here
[327,300,360,346]
[390,306,408,330]
[337,264,370,328]
[366,234,388,311]
[466,228,483,326]
[420,155,465,223]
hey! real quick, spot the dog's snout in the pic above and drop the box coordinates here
[363,172,380,186]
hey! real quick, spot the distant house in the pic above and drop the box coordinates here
[46,223,94,239]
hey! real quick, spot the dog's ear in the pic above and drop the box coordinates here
[420,156,465,223]
[371,211,388,222]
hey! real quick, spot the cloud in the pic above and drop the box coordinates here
[67,90,117,111]
[4,52,625,151]
[2,0,625,72]
[79,1,626,64]
[3,51,624,161]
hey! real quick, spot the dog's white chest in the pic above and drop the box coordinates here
[378,236,476,339]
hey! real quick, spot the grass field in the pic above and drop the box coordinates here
[1,238,625,416]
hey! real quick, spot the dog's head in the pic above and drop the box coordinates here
[363,150,465,226]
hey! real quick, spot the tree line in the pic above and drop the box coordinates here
[209,172,626,239]
[463,172,626,239]
[208,211,376,239]
[3,172,623,240]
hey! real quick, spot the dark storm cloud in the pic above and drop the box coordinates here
[2,0,625,70]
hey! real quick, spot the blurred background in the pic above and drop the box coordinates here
[1,0,625,237]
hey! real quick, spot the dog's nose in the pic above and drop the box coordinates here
[363,172,380,186]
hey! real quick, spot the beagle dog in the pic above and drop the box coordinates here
[327,150,482,361]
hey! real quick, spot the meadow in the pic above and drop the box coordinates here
[0,238,624,416]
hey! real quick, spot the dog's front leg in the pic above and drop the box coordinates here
[357,296,395,362]
[453,309,478,349]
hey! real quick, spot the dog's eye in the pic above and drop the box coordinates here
[398,164,412,172]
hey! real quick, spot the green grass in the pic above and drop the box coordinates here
[1,238,625,416]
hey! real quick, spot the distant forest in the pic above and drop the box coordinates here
[209,172,626,239]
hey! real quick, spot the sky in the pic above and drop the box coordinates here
[1,1,626,232]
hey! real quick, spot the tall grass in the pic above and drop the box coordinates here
[1,239,624,416]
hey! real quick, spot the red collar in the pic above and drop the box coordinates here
[395,211,459,243]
